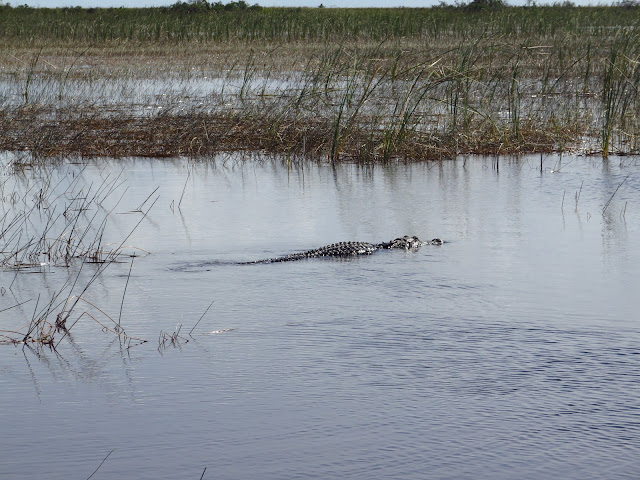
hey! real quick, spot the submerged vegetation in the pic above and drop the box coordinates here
[1,4,640,160]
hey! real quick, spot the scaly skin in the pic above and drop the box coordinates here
[248,235,443,264]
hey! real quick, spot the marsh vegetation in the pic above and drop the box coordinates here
[0,157,155,348]
[1,4,640,161]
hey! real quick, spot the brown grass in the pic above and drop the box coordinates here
[0,105,582,161]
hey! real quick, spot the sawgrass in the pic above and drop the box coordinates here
[1,5,638,45]
[1,5,640,160]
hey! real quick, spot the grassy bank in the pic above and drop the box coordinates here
[1,5,640,161]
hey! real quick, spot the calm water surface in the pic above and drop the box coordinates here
[1,154,639,479]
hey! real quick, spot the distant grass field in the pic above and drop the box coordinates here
[1,4,639,44]
[1,5,640,161]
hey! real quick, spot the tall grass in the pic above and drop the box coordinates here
[601,31,640,156]
[2,6,640,160]
[1,6,640,45]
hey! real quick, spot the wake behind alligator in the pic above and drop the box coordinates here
[171,235,443,271]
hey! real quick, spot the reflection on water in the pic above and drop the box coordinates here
[1,154,639,479]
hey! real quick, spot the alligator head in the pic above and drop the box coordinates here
[379,235,443,250]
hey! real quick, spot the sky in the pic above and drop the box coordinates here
[4,0,604,7]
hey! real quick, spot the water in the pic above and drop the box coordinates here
[1,154,639,479]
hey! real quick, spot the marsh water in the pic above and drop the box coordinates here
[1,154,639,479]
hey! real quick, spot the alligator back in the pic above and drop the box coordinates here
[256,241,378,263]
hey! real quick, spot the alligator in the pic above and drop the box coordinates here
[243,235,443,264]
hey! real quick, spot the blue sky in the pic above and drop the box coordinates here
[5,0,604,7]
